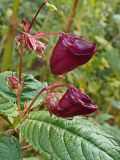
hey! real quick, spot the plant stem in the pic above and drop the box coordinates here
[42,31,64,38]
[17,93,21,112]
[24,84,73,115]
[19,36,24,83]
[23,88,47,115]
[28,1,47,32]
[64,0,79,33]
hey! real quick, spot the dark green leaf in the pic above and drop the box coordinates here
[0,134,22,160]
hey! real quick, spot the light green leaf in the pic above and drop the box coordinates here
[97,113,113,124]
[113,14,120,25]
[111,100,120,110]
[21,111,120,160]
[0,134,22,160]
[102,124,120,145]
[106,49,120,79]
[23,157,38,160]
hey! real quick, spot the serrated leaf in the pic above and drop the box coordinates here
[102,124,120,145]
[0,71,16,102]
[21,74,47,107]
[0,134,22,160]
[0,72,47,108]
[21,111,120,160]
[0,93,18,118]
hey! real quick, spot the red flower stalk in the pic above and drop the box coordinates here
[45,86,98,118]
[50,34,96,75]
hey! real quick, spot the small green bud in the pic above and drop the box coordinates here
[46,2,57,11]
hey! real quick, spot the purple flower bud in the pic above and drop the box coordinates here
[46,86,98,118]
[50,34,96,75]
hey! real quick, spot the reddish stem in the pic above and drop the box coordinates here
[27,2,47,32]
[24,84,73,115]
[23,88,47,115]
[19,36,24,83]
[42,31,64,38]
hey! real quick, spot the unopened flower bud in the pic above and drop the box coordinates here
[50,34,96,75]
[45,86,98,118]
[7,76,19,91]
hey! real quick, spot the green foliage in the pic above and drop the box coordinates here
[21,111,120,160]
[0,71,16,102]
[23,157,38,160]
[102,124,120,145]
[20,74,47,107]
[0,0,120,159]
[0,71,47,107]
[0,93,18,118]
[105,49,120,79]
[0,134,22,160]
[0,71,47,122]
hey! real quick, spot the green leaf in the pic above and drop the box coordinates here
[106,49,120,79]
[102,124,120,145]
[0,72,47,107]
[113,14,120,25]
[23,157,38,160]
[0,71,16,102]
[0,134,22,160]
[21,74,47,107]
[0,93,18,118]
[21,111,120,160]
[97,113,113,124]
[111,100,120,110]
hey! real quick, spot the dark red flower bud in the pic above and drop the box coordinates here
[7,76,19,90]
[46,86,98,118]
[50,34,96,75]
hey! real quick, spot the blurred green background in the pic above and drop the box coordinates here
[0,0,120,149]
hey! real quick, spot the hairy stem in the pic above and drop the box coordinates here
[28,1,47,32]
[19,36,24,83]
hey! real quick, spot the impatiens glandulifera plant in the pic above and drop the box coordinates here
[0,2,120,160]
